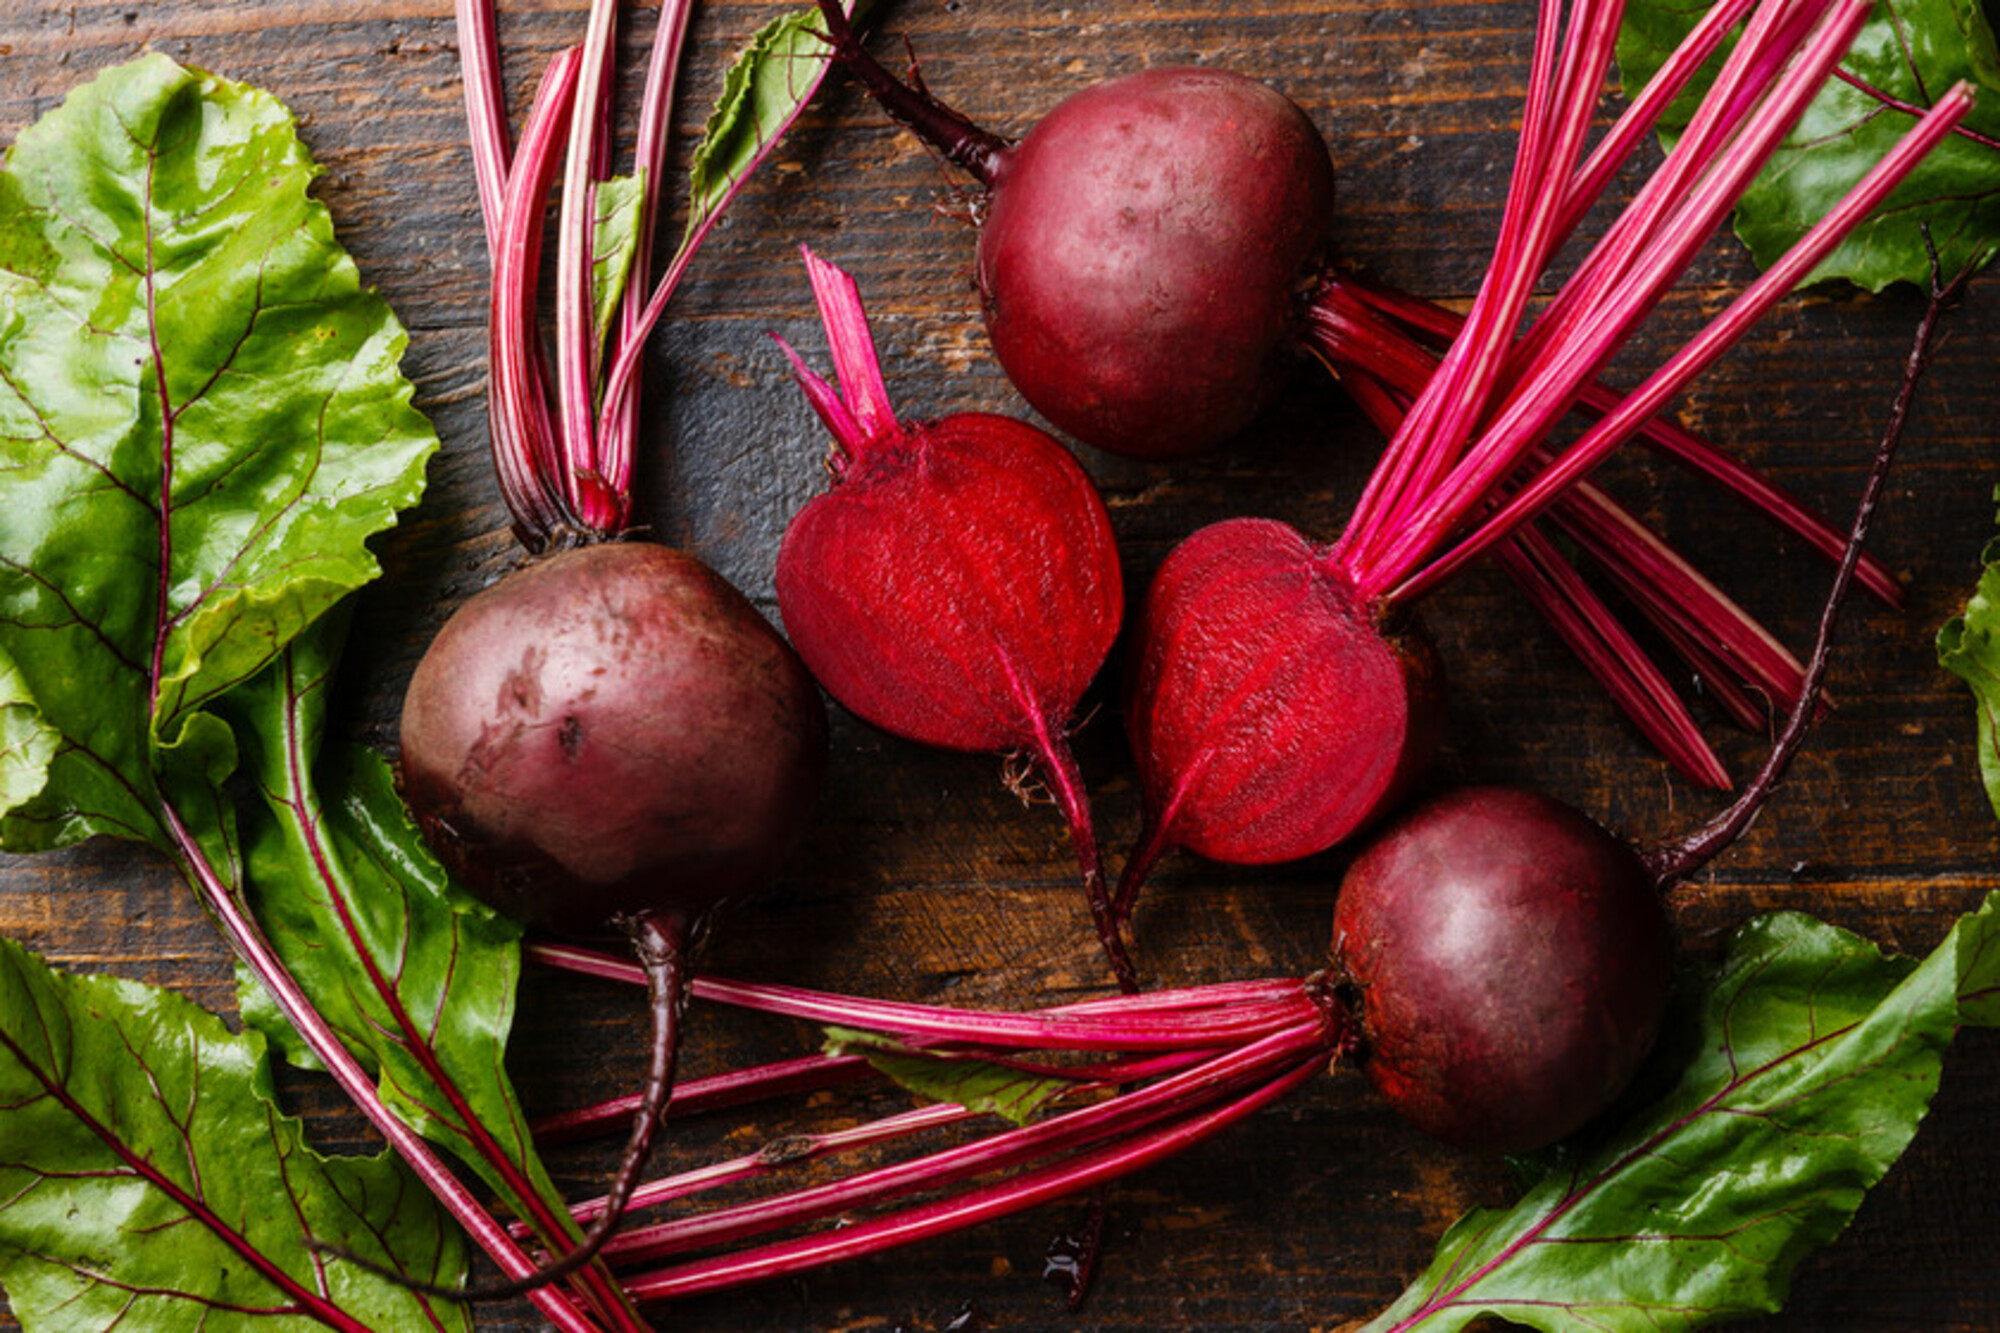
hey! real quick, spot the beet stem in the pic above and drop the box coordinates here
[531,1053,877,1145]
[552,0,618,530]
[1035,731,1138,994]
[454,0,511,255]
[160,802,608,1333]
[1395,81,1972,604]
[607,1026,1328,1278]
[1643,249,1975,886]
[1325,270,1904,607]
[812,0,1010,187]
[573,1104,980,1229]
[1551,480,1809,712]
[619,1056,1326,1301]
[528,937,1309,1018]
[598,0,696,504]
[1496,524,1732,790]
[523,1051,1218,1255]
[795,245,905,457]
[1359,0,1881,598]
[487,47,585,549]
[349,912,691,1307]
[1317,294,1837,752]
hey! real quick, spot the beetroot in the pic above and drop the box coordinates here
[386,4,844,1300]
[975,68,1335,457]
[774,249,1132,987]
[401,542,826,932]
[1120,519,1440,871]
[1331,787,1671,1152]
[817,2,1330,460]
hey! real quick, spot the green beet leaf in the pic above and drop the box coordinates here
[0,651,57,823]
[226,618,581,1254]
[591,171,646,367]
[0,933,470,1332]
[1618,0,2000,290]
[1937,529,2000,819]
[823,1026,1077,1127]
[0,52,435,856]
[681,2,874,251]
[1366,897,2000,1331]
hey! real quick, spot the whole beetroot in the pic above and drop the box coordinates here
[400,541,827,932]
[774,248,1132,987]
[1331,787,1672,1153]
[815,0,1332,459]
[974,67,1335,457]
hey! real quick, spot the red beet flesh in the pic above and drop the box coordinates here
[976,67,1335,458]
[776,412,1121,755]
[1332,787,1673,1154]
[1123,518,1441,872]
[400,542,827,932]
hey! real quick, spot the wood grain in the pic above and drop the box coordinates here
[4,0,1999,1328]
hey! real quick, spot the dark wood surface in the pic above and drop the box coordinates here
[4,1,1999,1329]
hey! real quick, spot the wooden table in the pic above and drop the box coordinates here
[4,1,1998,1328]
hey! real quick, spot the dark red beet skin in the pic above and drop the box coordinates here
[975,67,1336,458]
[1122,518,1441,872]
[400,542,827,933]
[776,411,1120,755]
[1332,787,1673,1154]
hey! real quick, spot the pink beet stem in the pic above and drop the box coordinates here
[1495,527,1732,788]
[602,1022,1329,1269]
[599,0,696,502]
[797,243,907,457]
[552,0,619,528]
[1354,0,1878,600]
[524,941,1317,1048]
[1327,270,1903,607]
[1397,82,1974,602]
[1315,297,1818,766]
[530,935,1304,1015]
[577,1103,976,1228]
[533,1054,877,1145]
[1337,0,1575,559]
[487,48,584,548]
[684,977,1315,1050]
[454,0,510,254]
[1344,369,1730,788]
[1552,480,1809,712]
[1339,0,1819,572]
[541,1048,1218,1243]
[771,331,867,454]
[1563,0,1762,229]
[617,1054,1325,1302]
[1488,0,1839,394]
